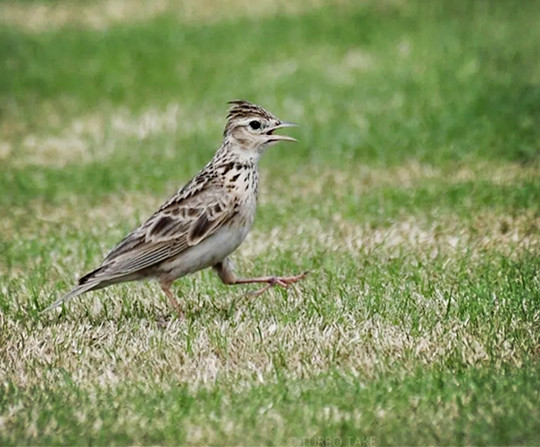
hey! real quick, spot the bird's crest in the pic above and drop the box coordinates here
[224,100,276,134]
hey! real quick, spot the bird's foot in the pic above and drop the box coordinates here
[248,271,309,297]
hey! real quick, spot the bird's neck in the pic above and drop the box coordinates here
[213,139,260,167]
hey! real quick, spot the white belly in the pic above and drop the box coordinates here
[158,223,251,280]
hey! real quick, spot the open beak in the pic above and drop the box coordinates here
[264,121,298,143]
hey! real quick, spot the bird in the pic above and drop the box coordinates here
[42,100,308,314]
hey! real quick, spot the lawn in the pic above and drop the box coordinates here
[0,0,539,445]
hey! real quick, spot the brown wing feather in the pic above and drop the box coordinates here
[101,171,213,264]
[84,171,235,283]
[187,212,210,245]
[186,207,233,246]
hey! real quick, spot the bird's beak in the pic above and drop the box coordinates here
[264,121,298,143]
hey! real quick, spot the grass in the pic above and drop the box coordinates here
[1,0,539,445]
[3,365,540,445]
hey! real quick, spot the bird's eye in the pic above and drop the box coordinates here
[249,120,261,130]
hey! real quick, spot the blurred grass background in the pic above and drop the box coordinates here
[0,0,539,445]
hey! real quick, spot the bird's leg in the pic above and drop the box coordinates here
[213,258,308,297]
[159,280,183,315]
[236,272,309,297]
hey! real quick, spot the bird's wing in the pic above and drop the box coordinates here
[83,175,237,284]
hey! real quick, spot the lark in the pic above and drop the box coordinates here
[43,100,308,314]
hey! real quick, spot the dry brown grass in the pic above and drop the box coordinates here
[2,0,539,443]
[247,211,539,260]
[267,161,539,198]
[3,103,214,168]
[0,0,342,33]
[0,282,529,392]
[2,180,536,391]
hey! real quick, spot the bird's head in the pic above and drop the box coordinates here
[223,100,297,156]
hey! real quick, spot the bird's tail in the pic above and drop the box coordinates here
[41,281,99,314]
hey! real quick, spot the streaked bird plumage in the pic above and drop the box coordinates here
[43,100,307,314]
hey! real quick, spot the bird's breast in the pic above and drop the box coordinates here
[158,220,252,279]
